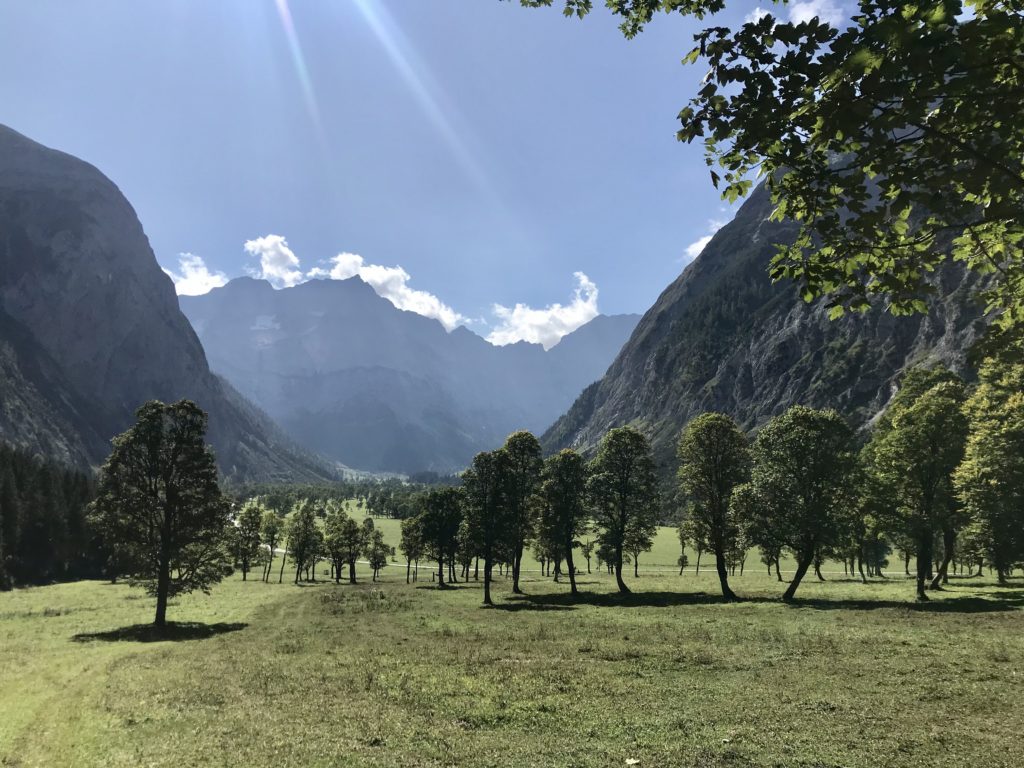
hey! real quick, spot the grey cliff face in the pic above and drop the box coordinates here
[542,183,986,475]
[0,124,333,482]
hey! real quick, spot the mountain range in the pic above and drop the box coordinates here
[0,124,334,483]
[180,279,639,473]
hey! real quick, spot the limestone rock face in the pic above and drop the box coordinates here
[0,125,333,482]
[543,183,985,475]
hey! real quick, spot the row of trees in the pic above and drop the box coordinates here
[233,498,394,585]
[393,429,659,605]
[678,358,1024,602]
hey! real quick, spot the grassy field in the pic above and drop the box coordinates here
[2,537,1022,768]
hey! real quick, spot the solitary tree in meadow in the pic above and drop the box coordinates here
[677,413,751,600]
[744,406,857,601]
[539,449,589,596]
[90,400,232,627]
[588,426,660,594]
[364,529,390,581]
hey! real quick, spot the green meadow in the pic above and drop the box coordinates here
[2,519,1021,768]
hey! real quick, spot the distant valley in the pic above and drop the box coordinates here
[181,278,638,474]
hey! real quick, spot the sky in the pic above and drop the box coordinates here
[0,0,844,348]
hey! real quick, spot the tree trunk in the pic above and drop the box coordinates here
[278,549,287,584]
[695,550,702,575]
[904,552,911,576]
[483,552,493,606]
[713,541,737,600]
[154,553,171,627]
[633,555,639,578]
[857,556,867,584]
[406,560,411,584]
[814,562,825,582]
[473,557,479,581]
[566,542,578,597]
[614,547,630,593]
[916,535,932,601]
[512,545,524,594]
[437,557,445,588]
[929,527,955,590]
[348,559,356,585]
[775,559,783,582]
[783,556,813,602]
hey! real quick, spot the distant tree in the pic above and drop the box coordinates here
[579,539,594,574]
[501,431,543,594]
[365,529,390,581]
[90,400,231,627]
[336,515,368,584]
[538,449,589,595]
[588,426,660,593]
[677,413,750,600]
[234,500,265,582]
[418,487,464,589]
[462,450,513,605]
[284,501,320,584]
[955,354,1024,584]
[399,515,425,583]
[866,368,968,599]
[745,406,857,601]
[259,509,282,582]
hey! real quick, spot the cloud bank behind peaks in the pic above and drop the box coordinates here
[487,272,599,350]
[163,253,228,296]
[244,234,304,288]
[308,252,467,331]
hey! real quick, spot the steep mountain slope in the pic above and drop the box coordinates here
[543,183,986,473]
[181,279,638,473]
[0,124,334,483]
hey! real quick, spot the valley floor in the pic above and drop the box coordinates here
[1,555,1022,767]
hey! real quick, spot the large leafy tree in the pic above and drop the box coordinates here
[539,449,590,596]
[462,450,513,605]
[744,406,857,601]
[259,508,282,582]
[284,501,321,584]
[399,515,425,583]
[501,431,544,595]
[954,353,1024,583]
[866,368,968,599]
[91,400,232,627]
[588,426,660,594]
[677,413,751,600]
[520,0,1024,335]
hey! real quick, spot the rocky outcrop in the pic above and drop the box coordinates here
[0,124,334,483]
[543,183,987,474]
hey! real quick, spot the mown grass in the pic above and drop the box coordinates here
[2,550,1022,768]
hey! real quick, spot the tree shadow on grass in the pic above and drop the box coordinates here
[491,589,1024,614]
[72,621,248,643]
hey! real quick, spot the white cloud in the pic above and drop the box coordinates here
[162,253,228,296]
[683,219,727,263]
[745,6,772,23]
[244,234,304,288]
[486,272,599,350]
[788,0,845,26]
[310,252,468,331]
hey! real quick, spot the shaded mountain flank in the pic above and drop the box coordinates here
[0,125,334,483]
[543,183,987,475]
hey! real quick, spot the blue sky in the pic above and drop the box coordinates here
[0,0,843,346]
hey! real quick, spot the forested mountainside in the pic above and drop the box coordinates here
[543,183,987,474]
[0,125,334,483]
[181,279,638,474]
